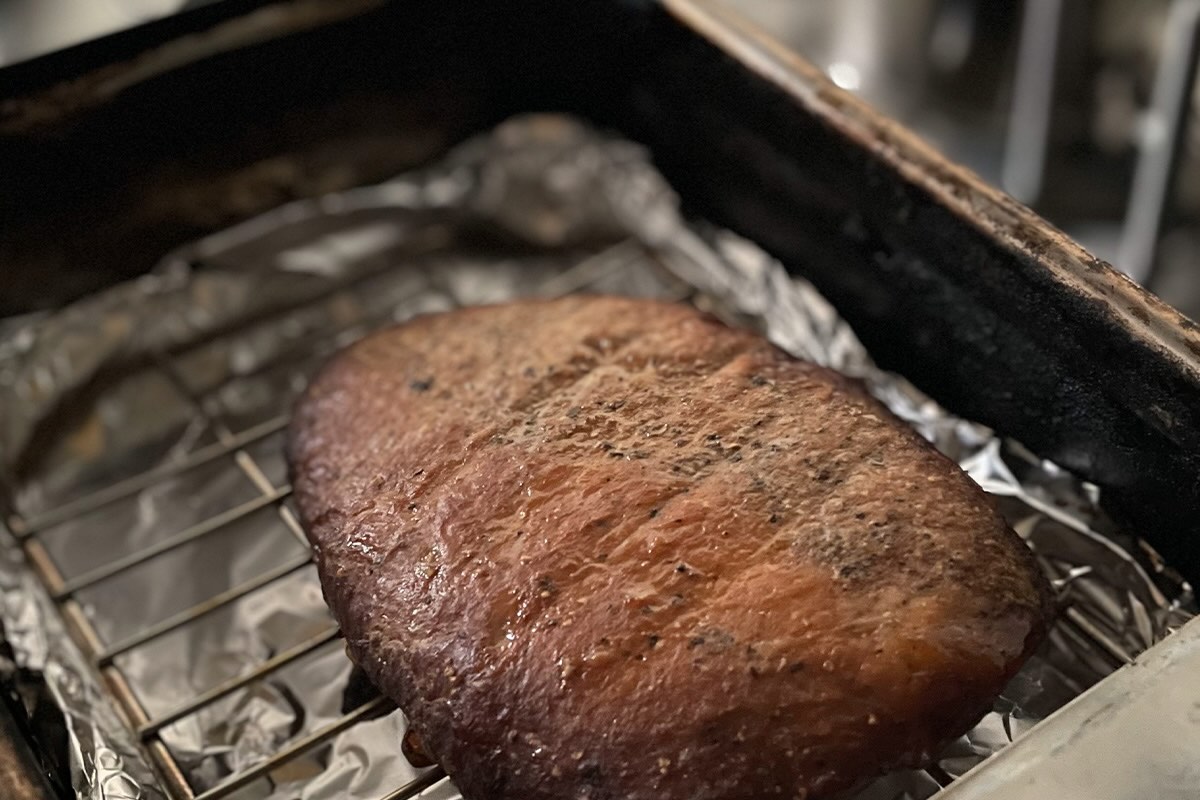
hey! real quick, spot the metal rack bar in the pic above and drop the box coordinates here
[236,455,310,549]
[191,696,393,800]
[153,355,312,551]
[275,503,310,547]
[54,486,292,599]
[147,737,196,800]
[378,769,448,800]
[234,450,280,496]
[13,416,289,537]
[96,554,313,666]
[1063,605,1135,667]
[139,627,341,738]
[925,765,955,789]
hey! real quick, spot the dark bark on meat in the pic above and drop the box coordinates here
[288,296,1053,800]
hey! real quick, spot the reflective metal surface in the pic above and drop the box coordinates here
[0,1,217,67]
[941,614,1200,800]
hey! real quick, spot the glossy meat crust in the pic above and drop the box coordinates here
[288,296,1053,800]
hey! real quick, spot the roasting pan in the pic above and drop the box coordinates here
[3,1,1200,798]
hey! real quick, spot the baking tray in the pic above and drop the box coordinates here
[3,0,1200,796]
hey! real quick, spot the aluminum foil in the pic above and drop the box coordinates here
[0,114,1194,800]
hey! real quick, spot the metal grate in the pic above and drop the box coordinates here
[2,231,1163,799]
[2,240,699,800]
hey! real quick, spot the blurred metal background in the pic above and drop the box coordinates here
[727,0,1200,322]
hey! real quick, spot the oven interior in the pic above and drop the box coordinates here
[3,1,1200,799]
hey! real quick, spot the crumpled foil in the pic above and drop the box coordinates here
[0,114,1194,800]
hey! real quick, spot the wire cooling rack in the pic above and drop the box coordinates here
[2,225,1176,799]
[3,240,703,800]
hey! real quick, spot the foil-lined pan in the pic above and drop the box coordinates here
[0,115,1194,800]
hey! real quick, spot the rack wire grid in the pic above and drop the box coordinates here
[0,239,702,800]
[1,236,1144,800]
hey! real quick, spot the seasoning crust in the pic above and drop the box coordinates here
[288,295,1053,800]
